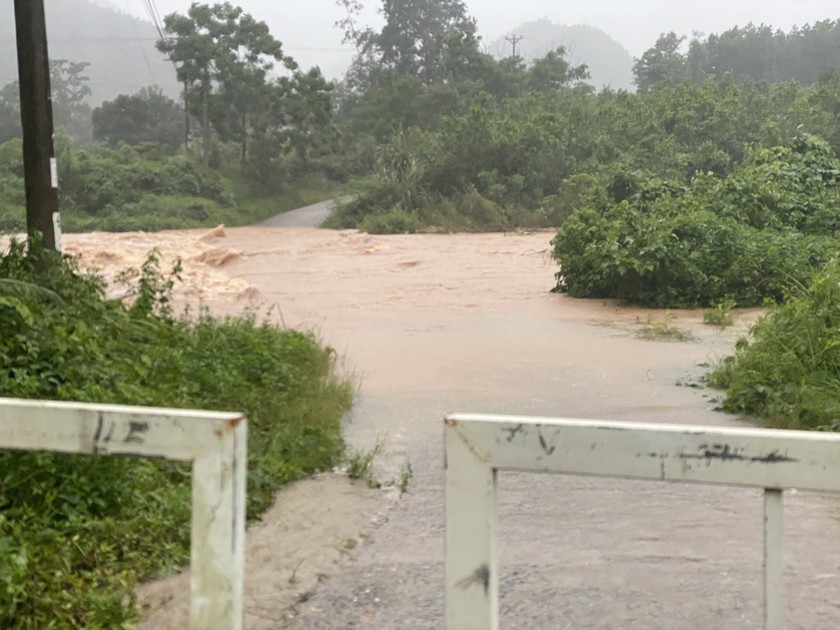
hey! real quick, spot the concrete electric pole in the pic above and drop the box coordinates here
[14,0,61,252]
[505,34,524,59]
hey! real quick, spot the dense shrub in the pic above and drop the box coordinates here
[552,134,840,307]
[0,139,339,233]
[709,261,840,429]
[0,240,352,627]
[60,143,234,216]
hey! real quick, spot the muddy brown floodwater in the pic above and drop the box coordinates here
[64,224,840,629]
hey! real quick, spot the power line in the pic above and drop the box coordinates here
[140,0,165,42]
[122,0,157,84]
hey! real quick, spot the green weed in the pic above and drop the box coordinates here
[346,440,384,489]
[397,466,413,494]
[636,312,695,342]
[703,299,736,328]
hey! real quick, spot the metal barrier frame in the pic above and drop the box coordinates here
[445,413,840,630]
[0,397,247,630]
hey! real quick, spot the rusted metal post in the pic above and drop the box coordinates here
[764,488,783,630]
[445,417,499,630]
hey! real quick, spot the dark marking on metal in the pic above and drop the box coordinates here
[445,418,459,427]
[92,413,105,454]
[504,424,524,442]
[477,565,490,595]
[536,426,555,455]
[750,449,798,464]
[679,443,798,464]
[456,564,491,595]
[124,421,149,444]
[92,413,104,443]
[226,416,244,430]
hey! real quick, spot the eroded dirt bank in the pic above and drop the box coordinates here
[64,226,840,629]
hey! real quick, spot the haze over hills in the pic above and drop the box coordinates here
[487,19,635,91]
[3,2,637,105]
[0,0,180,105]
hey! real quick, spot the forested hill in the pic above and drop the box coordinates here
[487,19,634,91]
[0,0,179,105]
[635,20,840,90]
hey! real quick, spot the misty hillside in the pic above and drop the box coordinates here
[0,0,180,105]
[487,19,634,91]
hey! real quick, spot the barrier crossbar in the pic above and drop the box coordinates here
[0,397,247,630]
[444,413,840,630]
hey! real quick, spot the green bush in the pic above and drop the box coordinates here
[358,205,420,234]
[552,134,840,307]
[60,143,234,217]
[0,138,339,233]
[0,240,353,627]
[709,260,840,429]
[325,129,436,230]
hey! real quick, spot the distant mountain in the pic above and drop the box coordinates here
[0,0,180,105]
[487,19,635,92]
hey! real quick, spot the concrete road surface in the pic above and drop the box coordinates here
[255,199,337,228]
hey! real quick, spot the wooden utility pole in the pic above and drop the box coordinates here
[14,0,60,252]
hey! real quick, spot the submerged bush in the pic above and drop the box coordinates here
[0,240,352,627]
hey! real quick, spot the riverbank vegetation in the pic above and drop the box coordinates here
[0,241,352,626]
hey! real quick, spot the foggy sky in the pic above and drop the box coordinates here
[121,0,840,78]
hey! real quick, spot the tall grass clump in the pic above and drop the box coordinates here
[0,239,352,627]
[709,260,840,429]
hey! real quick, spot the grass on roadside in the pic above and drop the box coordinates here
[0,239,353,628]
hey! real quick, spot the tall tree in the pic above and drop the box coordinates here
[633,32,687,91]
[0,60,92,144]
[213,12,296,165]
[376,0,479,85]
[157,2,288,167]
[49,60,92,142]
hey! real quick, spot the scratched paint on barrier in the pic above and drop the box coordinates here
[445,413,840,630]
[0,397,247,630]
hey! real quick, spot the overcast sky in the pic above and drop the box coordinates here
[119,0,840,78]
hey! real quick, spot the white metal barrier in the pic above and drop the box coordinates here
[0,397,247,630]
[445,413,840,630]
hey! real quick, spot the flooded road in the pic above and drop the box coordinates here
[66,225,840,628]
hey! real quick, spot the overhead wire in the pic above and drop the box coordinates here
[122,0,158,85]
